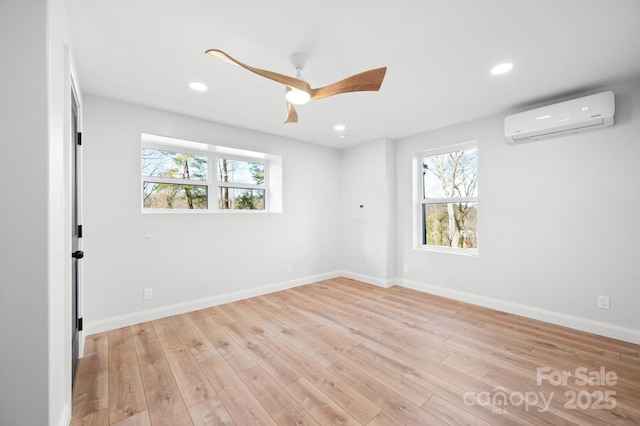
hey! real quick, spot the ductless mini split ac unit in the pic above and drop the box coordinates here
[504,91,615,143]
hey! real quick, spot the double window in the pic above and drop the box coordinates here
[141,134,281,212]
[418,142,478,254]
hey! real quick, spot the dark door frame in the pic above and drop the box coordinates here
[71,86,82,385]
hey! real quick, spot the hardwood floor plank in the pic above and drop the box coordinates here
[598,335,640,358]
[151,315,177,335]
[395,338,578,424]
[267,335,382,424]
[273,323,341,367]
[440,353,537,391]
[290,286,409,354]
[239,365,320,425]
[108,327,147,424]
[155,329,216,407]
[71,278,640,426]
[540,387,639,426]
[188,397,235,425]
[70,407,109,426]
[337,345,432,406]
[221,304,278,344]
[72,332,109,420]
[171,314,219,362]
[232,298,288,333]
[243,339,301,386]
[391,350,534,425]
[189,309,257,373]
[82,331,109,355]
[284,377,361,426]
[111,410,151,426]
[423,395,493,426]
[490,310,628,359]
[204,305,236,326]
[241,296,305,330]
[439,334,543,386]
[329,360,447,425]
[351,297,452,341]
[131,323,192,426]
[199,356,277,425]
[222,321,269,348]
[531,342,640,376]
[366,410,411,426]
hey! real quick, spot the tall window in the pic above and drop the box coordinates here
[141,134,281,212]
[419,143,478,253]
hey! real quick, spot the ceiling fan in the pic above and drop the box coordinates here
[205,49,387,124]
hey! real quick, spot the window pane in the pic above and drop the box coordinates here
[142,148,207,180]
[423,202,477,248]
[217,158,264,185]
[218,187,265,210]
[143,182,207,209]
[423,148,477,198]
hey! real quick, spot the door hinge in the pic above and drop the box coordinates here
[77,224,83,238]
[77,132,82,146]
[78,317,83,331]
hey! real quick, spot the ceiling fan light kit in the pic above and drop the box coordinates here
[205,49,387,124]
[285,88,311,105]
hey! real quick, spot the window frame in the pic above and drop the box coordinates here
[141,134,278,213]
[414,141,478,256]
[214,154,268,211]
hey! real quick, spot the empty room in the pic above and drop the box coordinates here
[1,0,640,425]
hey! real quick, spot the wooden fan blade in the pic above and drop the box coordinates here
[205,49,311,94]
[284,88,298,124]
[284,102,298,124]
[310,67,387,101]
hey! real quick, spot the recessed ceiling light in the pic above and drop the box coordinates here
[338,135,346,139]
[334,124,346,131]
[188,81,208,92]
[490,63,513,75]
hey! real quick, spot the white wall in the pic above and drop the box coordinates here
[339,139,397,286]
[395,81,640,343]
[83,82,640,345]
[0,2,49,424]
[0,0,74,424]
[82,96,342,333]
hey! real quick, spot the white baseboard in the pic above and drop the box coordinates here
[399,278,640,345]
[82,271,640,350]
[83,271,342,340]
[337,270,397,288]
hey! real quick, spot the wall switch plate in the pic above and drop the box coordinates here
[143,288,153,300]
[597,295,610,310]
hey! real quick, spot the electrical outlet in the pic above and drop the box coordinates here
[597,295,610,310]
[143,288,153,300]
[287,265,292,273]
[403,264,409,273]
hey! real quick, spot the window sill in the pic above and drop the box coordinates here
[141,209,279,214]
[415,245,478,257]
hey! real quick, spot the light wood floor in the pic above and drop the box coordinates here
[71,278,640,425]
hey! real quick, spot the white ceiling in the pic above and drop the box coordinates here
[64,0,640,148]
